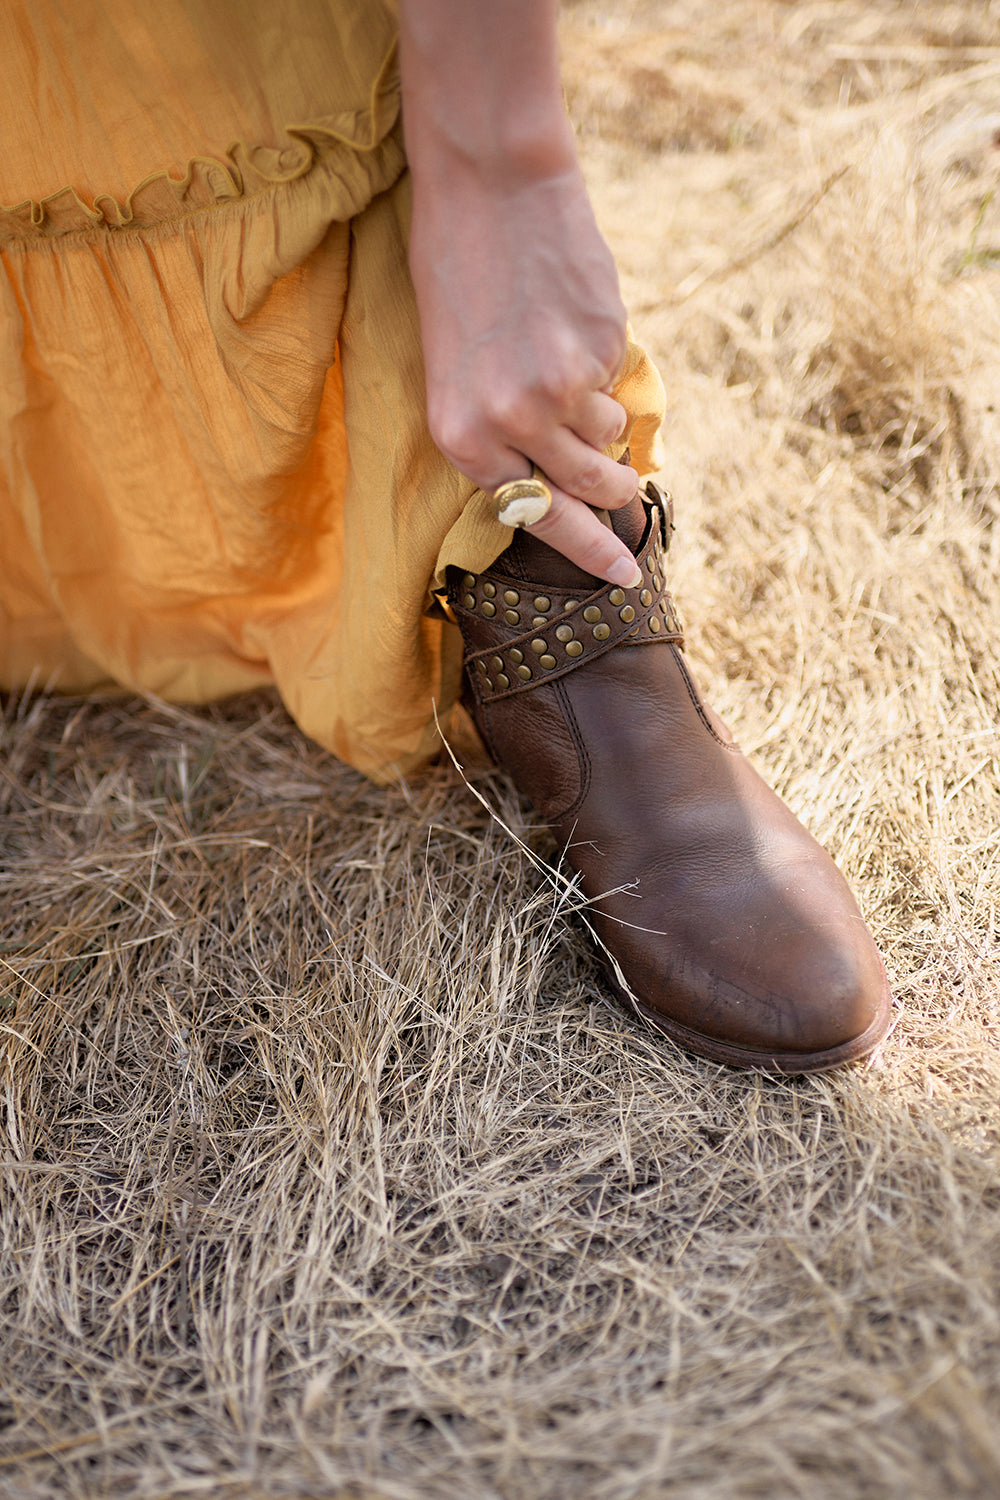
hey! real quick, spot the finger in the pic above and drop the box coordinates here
[441,436,531,498]
[567,390,628,451]
[524,486,643,589]
[531,430,639,511]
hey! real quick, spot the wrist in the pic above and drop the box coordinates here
[406,107,578,196]
[399,0,578,190]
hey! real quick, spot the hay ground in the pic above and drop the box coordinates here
[3,2,1000,1494]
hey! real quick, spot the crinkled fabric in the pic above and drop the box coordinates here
[0,0,666,782]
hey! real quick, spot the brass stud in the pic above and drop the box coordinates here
[462,573,476,589]
[647,555,656,572]
[476,659,488,675]
[629,625,639,637]
[593,623,611,641]
[565,640,584,657]
[533,596,551,612]
[463,593,476,610]
[583,605,602,624]
[503,589,520,606]
[652,575,661,591]
[649,616,661,633]
[497,673,510,690]
[481,601,496,618]
[509,647,524,665]
[482,581,497,598]
[555,624,574,642]
[517,664,532,680]
[640,589,652,607]
[530,639,547,655]
[504,609,520,625]
[619,605,636,624]
[482,677,495,692]
[491,655,504,672]
[540,653,557,669]
[531,616,548,628]
[609,588,625,607]
[660,599,669,614]
[564,599,580,612]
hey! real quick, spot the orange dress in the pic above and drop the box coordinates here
[0,0,665,781]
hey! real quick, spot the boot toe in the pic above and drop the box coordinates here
[590,846,892,1072]
[612,904,892,1072]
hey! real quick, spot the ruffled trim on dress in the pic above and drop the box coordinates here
[0,38,400,242]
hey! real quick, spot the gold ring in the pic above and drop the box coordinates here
[492,465,552,528]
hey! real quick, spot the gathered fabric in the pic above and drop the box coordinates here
[0,0,665,781]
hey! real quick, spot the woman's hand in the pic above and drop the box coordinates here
[399,0,644,587]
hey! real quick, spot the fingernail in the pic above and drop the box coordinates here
[608,557,643,588]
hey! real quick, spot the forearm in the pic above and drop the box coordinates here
[397,0,640,588]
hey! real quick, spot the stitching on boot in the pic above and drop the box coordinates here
[673,651,742,754]
[550,676,592,825]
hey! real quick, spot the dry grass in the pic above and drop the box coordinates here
[3,3,1000,1495]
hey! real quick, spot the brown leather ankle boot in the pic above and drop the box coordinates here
[446,482,892,1072]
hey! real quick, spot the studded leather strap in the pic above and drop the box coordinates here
[448,486,684,705]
